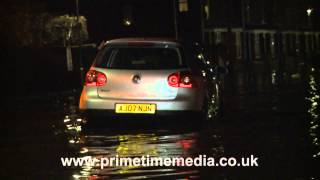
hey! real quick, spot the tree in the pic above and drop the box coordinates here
[0,1,89,48]
[44,15,89,46]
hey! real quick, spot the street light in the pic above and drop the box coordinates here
[123,19,132,26]
[307,8,313,28]
[307,8,313,17]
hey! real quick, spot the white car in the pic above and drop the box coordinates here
[79,38,221,120]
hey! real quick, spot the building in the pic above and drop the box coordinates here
[202,0,320,70]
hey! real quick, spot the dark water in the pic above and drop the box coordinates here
[1,67,319,180]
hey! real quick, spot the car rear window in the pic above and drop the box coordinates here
[94,46,186,70]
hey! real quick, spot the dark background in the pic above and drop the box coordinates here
[0,1,319,179]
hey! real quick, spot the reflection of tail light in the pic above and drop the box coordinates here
[168,71,193,88]
[179,140,192,149]
[89,175,98,180]
[85,70,107,86]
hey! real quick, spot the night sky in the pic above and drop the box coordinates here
[47,0,176,42]
[0,0,204,45]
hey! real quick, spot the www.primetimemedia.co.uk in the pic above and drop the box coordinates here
[61,155,259,169]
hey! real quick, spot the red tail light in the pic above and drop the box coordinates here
[168,71,193,88]
[85,70,107,87]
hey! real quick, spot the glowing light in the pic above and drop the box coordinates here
[168,72,193,88]
[67,125,82,132]
[307,8,313,16]
[116,134,158,157]
[197,54,204,59]
[86,70,107,87]
[312,102,318,107]
[80,148,89,154]
[124,19,132,26]
[306,70,320,159]
[64,118,71,123]
[202,71,206,77]
[75,125,82,132]
[168,74,179,87]
[178,140,193,150]
[73,174,81,179]
[271,70,276,85]
[89,175,98,180]
[183,76,191,84]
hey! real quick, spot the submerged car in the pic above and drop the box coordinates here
[79,38,221,120]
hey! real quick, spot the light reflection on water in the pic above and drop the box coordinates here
[305,67,320,158]
[62,112,224,179]
[56,66,320,179]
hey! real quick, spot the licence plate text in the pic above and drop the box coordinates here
[115,104,156,114]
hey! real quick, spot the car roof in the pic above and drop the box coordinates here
[105,38,181,46]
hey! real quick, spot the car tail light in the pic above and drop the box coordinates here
[85,70,107,87]
[168,71,193,88]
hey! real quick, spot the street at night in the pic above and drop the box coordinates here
[1,0,320,179]
[2,68,320,179]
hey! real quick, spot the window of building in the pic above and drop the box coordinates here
[209,31,214,45]
[270,33,275,58]
[254,33,261,59]
[204,31,210,46]
[215,31,222,44]
[295,34,300,56]
[311,34,315,51]
[282,33,290,55]
[235,32,242,59]
[305,34,310,53]
[316,33,320,51]
[289,34,294,55]
[250,33,255,60]
[292,34,297,55]
[179,0,188,12]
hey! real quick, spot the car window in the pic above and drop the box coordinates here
[95,46,186,70]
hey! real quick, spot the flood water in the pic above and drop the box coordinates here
[1,67,319,180]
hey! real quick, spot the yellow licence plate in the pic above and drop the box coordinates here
[115,104,156,114]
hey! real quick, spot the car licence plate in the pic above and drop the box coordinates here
[115,104,156,114]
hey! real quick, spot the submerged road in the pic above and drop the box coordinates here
[1,67,319,180]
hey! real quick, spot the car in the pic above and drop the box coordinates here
[79,38,222,121]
